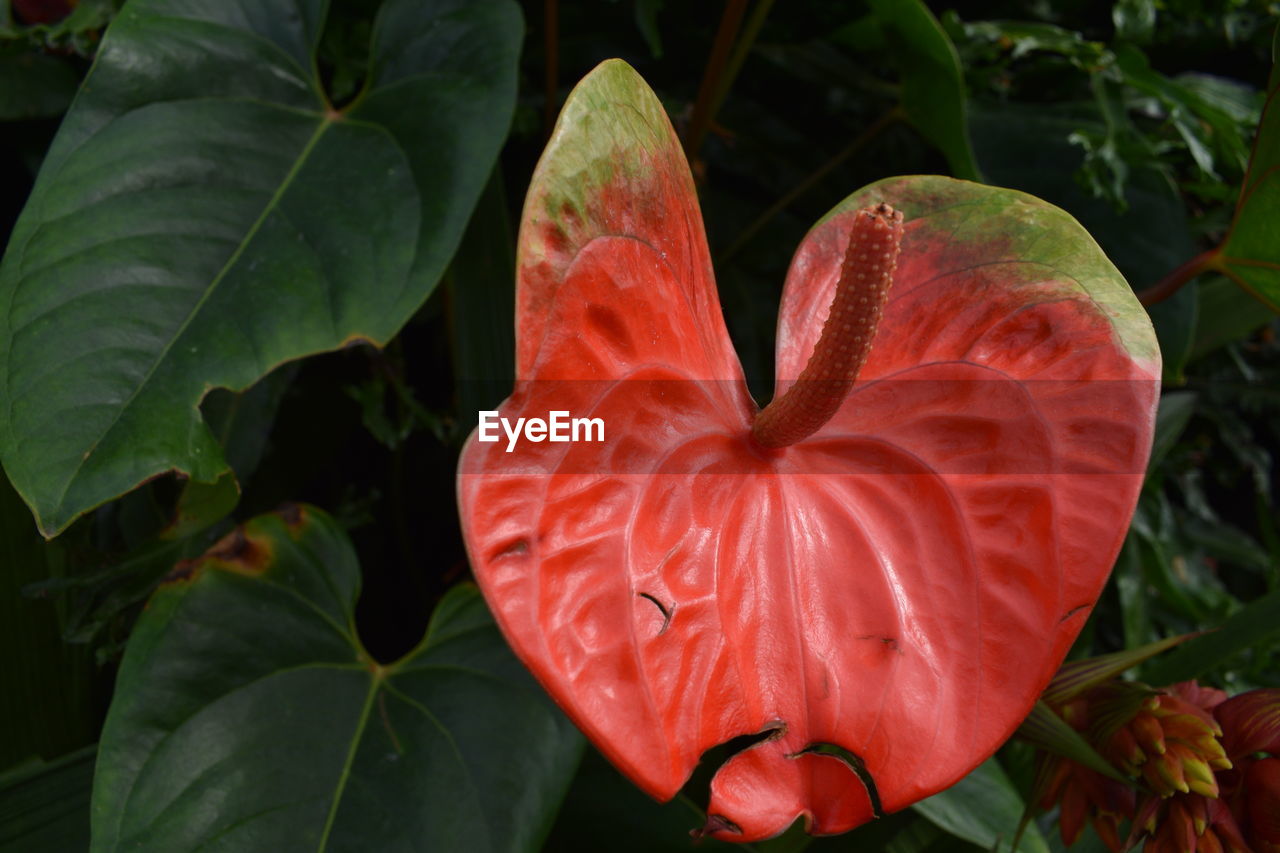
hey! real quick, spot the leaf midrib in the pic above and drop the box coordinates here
[48,114,336,523]
[316,676,378,853]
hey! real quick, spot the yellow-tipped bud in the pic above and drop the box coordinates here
[1134,713,1168,756]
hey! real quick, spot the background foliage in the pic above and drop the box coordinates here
[1,0,1277,850]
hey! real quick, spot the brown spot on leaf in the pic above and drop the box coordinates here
[277,502,306,532]
[163,525,274,583]
[340,334,379,351]
[208,527,271,573]
[162,558,202,586]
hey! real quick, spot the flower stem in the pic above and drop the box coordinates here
[685,0,749,161]
[1137,247,1222,307]
[708,0,775,122]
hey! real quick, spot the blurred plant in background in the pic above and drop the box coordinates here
[0,0,1277,850]
[1028,641,1279,853]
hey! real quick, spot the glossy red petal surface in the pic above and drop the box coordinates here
[458,61,1159,842]
[1245,758,1280,848]
[1217,688,1280,760]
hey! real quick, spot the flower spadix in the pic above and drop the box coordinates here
[752,202,903,448]
[458,60,1159,842]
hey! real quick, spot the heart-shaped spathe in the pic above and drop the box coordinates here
[458,59,1159,842]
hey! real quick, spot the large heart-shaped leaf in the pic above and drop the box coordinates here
[0,0,521,537]
[458,60,1159,841]
[91,506,582,852]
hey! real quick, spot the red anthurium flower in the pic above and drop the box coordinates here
[1244,759,1280,852]
[1216,688,1280,762]
[1137,794,1251,853]
[458,60,1159,840]
[1037,753,1135,851]
[1215,688,1280,852]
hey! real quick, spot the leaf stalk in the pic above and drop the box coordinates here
[684,0,749,161]
[1137,247,1222,307]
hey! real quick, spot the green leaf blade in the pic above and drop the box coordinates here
[867,0,982,181]
[0,0,521,536]
[1142,587,1280,685]
[911,758,1050,853]
[1218,23,1280,310]
[91,507,582,852]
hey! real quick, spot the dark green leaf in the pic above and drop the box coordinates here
[1112,0,1156,44]
[0,0,522,537]
[833,813,959,853]
[1116,533,1154,651]
[867,0,981,181]
[882,819,951,853]
[1148,391,1197,472]
[163,366,294,540]
[21,532,205,654]
[158,469,238,541]
[634,0,664,59]
[968,100,1195,292]
[1176,73,1263,127]
[955,20,1106,67]
[1214,23,1280,310]
[1114,44,1250,180]
[1148,279,1198,384]
[91,506,582,852]
[911,758,1050,853]
[545,748,741,853]
[1142,587,1280,684]
[1190,276,1273,359]
[1180,515,1273,574]
[198,365,297,487]
[1129,493,1227,624]
[0,471,96,769]
[0,746,94,852]
[0,51,78,119]
[1073,72,1136,211]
